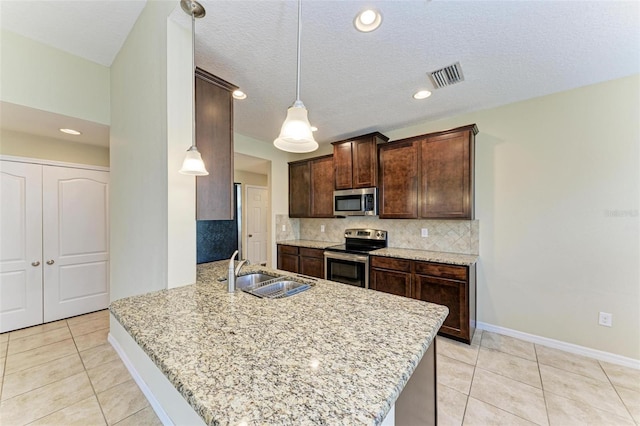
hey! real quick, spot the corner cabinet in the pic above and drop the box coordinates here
[333,132,389,190]
[289,155,334,218]
[370,255,476,343]
[378,124,477,220]
[195,67,238,220]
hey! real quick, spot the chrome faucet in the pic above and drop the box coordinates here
[228,250,249,293]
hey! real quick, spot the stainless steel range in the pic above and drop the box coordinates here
[324,228,387,289]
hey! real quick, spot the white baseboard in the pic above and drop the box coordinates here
[476,322,640,370]
[108,333,173,426]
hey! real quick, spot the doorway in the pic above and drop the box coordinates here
[245,185,268,265]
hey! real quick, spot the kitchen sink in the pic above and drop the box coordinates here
[241,278,311,299]
[235,273,280,290]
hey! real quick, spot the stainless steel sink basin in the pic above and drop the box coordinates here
[235,273,279,290]
[241,277,311,299]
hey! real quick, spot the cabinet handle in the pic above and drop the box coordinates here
[46,260,55,265]
[31,261,40,267]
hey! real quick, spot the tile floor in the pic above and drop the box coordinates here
[0,310,161,426]
[1,312,638,425]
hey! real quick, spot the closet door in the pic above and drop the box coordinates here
[43,166,109,322]
[0,161,43,333]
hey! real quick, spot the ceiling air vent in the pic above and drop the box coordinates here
[428,62,464,89]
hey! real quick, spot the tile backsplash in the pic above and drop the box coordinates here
[276,215,479,255]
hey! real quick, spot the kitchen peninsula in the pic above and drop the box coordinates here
[109,261,448,425]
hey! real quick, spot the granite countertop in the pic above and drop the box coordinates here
[371,248,478,266]
[110,261,448,426]
[276,239,341,249]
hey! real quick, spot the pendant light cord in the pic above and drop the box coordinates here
[295,0,302,102]
[191,10,197,149]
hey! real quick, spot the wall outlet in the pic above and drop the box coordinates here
[421,228,429,237]
[320,225,325,233]
[281,225,286,232]
[598,312,612,327]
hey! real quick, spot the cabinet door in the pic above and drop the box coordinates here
[420,130,472,219]
[0,161,43,333]
[414,274,468,341]
[352,138,377,188]
[278,254,299,273]
[310,156,334,217]
[195,69,235,220]
[289,162,310,217]
[370,268,412,297]
[300,256,324,279]
[379,140,419,218]
[333,142,353,190]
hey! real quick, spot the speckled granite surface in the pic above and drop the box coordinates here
[371,248,478,265]
[276,239,341,249]
[110,261,448,426]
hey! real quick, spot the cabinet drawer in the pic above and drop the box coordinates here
[415,261,467,281]
[370,256,412,272]
[299,247,324,259]
[278,244,299,255]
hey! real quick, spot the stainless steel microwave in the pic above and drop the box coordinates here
[333,188,378,216]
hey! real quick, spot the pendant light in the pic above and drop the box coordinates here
[179,0,209,175]
[273,0,318,153]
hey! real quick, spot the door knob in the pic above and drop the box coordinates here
[31,261,40,267]
[46,260,55,265]
[248,234,253,237]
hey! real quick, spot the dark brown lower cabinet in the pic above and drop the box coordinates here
[277,245,325,279]
[370,255,476,344]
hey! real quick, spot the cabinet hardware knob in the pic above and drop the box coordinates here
[31,261,40,267]
[46,260,55,265]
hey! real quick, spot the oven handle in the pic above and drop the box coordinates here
[323,251,369,263]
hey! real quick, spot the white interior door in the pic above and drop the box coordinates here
[0,161,43,333]
[246,186,268,265]
[43,166,109,322]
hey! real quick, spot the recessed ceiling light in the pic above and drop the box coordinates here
[354,9,382,32]
[59,128,82,135]
[310,126,318,132]
[413,90,432,100]
[232,89,247,100]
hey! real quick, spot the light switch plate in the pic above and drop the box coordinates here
[321,225,325,233]
[421,228,428,237]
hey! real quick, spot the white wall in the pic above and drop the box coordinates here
[234,170,268,187]
[0,30,110,125]
[387,74,640,359]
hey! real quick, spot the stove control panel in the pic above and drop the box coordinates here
[344,228,387,241]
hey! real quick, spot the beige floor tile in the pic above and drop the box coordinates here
[437,354,475,395]
[0,333,8,343]
[80,343,120,370]
[476,347,542,388]
[535,345,608,382]
[97,379,149,425]
[617,386,640,424]
[2,353,84,400]
[9,320,67,340]
[28,395,106,426]
[67,309,109,326]
[437,384,468,426]
[4,338,77,375]
[481,331,537,361]
[0,371,93,425]
[601,361,640,392]
[545,391,634,426]
[74,328,109,352]
[114,406,162,426]
[470,368,547,425]
[0,341,7,357]
[470,329,482,346]
[7,326,72,356]
[463,397,538,426]
[0,356,5,379]
[539,364,629,418]
[438,336,480,366]
[87,358,132,393]
[68,316,109,338]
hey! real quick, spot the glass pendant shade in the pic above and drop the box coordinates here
[274,101,319,153]
[179,146,209,175]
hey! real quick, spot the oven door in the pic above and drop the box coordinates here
[324,251,369,289]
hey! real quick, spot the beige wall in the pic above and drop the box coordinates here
[234,170,268,187]
[0,129,109,166]
[387,74,640,359]
[0,30,110,125]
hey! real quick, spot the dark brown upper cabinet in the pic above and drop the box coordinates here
[379,124,477,220]
[289,155,334,218]
[195,67,238,220]
[332,132,389,190]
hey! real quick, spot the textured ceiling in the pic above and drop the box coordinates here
[1,1,639,149]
